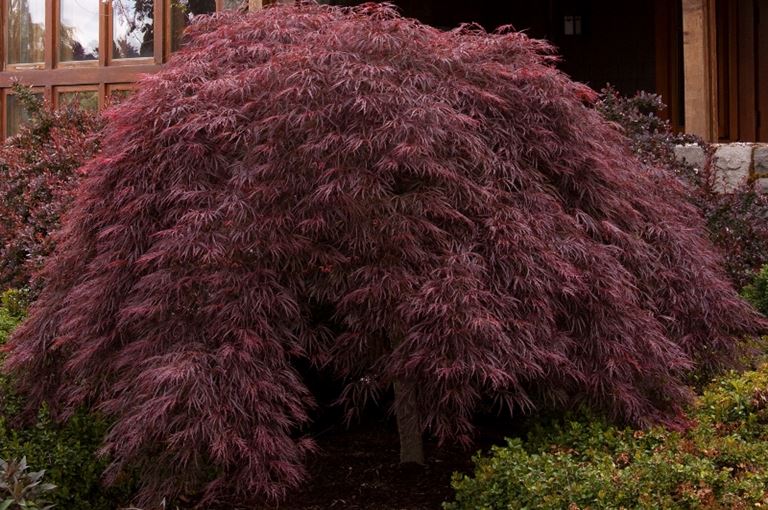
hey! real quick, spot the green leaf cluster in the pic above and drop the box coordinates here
[0,291,133,510]
[742,265,768,317]
[447,366,768,509]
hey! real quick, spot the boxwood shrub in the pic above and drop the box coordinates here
[0,289,134,510]
[447,365,768,509]
[742,265,768,317]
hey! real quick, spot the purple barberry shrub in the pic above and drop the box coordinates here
[0,85,102,293]
[5,3,764,507]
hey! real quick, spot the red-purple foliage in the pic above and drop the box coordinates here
[0,86,102,292]
[4,3,765,506]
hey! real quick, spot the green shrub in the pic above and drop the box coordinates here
[0,291,133,510]
[742,265,768,317]
[447,365,768,509]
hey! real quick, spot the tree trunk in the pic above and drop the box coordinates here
[393,380,425,464]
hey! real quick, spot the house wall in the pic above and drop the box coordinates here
[388,0,659,99]
[555,1,658,98]
[683,0,768,142]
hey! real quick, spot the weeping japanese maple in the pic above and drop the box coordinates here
[4,3,765,507]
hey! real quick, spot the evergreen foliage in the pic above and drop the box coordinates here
[447,364,768,509]
[0,290,133,510]
[742,265,768,317]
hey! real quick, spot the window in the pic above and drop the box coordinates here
[2,0,257,138]
[563,16,583,36]
[59,0,100,62]
[112,0,155,59]
[171,0,216,52]
[6,92,43,137]
[58,89,99,111]
[6,0,46,65]
[106,84,135,104]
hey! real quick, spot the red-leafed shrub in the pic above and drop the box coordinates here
[4,4,765,507]
[0,85,103,293]
[597,87,768,289]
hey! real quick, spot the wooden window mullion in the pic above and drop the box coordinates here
[45,0,54,69]
[98,82,107,109]
[101,0,110,66]
[1,0,6,70]
[154,0,164,64]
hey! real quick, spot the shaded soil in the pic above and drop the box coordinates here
[258,419,505,510]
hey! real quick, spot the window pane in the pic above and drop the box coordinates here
[170,0,216,52]
[6,0,46,64]
[107,88,133,105]
[59,91,99,112]
[6,93,42,137]
[112,0,154,59]
[221,0,244,9]
[59,0,100,62]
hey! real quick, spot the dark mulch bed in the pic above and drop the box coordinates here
[257,418,511,510]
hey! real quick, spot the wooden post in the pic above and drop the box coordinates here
[249,0,264,10]
[682,0,719,141]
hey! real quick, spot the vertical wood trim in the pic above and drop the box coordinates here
[44,0,54,69]
[2,88,7,138]
[707,0,719,139]
[654,0,684,132]
[164,0,171,62]
[736,0,757,141]
[757,0,768,141]
[715,0,728,139]
[106,0,114,64]
[727,0,739,140]
[655,0,672,123]
[672,1,685,131]
[1,0,5,70]
[99,0,108,67]
[98,82,107,109]
[682,0,718,140]
[154,0,165,64]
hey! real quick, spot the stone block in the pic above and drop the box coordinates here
[755,145,768,177]
[673,144,706,170]
[713,143,753,192]
[756,178,768,194]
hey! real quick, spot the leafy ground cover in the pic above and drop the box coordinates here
[0,290,134,510]
[447,363,768,509]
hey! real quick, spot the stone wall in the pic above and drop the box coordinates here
[674,143,768,192]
